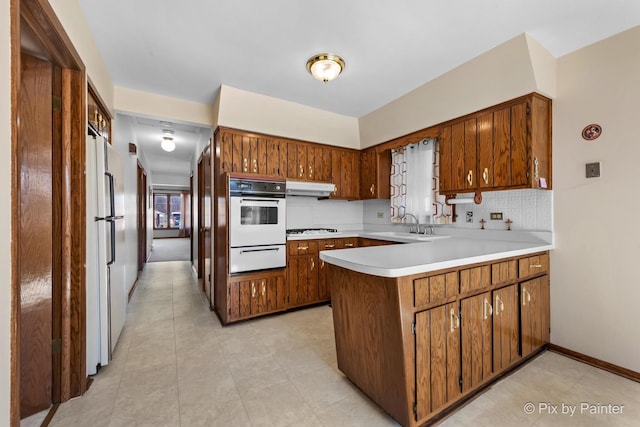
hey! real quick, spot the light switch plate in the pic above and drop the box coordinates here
[586,162,601,178]
[490,212,503,220]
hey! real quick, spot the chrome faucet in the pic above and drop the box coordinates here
[402,213,420,233]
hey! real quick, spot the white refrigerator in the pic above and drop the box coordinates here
[86,133,127,375]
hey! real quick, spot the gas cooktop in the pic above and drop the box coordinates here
[286,228,338,235]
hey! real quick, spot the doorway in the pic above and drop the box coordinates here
[12,0,87,422]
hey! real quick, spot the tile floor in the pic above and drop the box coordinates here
[35,261,639,426]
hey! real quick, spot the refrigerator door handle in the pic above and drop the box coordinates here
[105,171,115,218]
[107,218,116,266]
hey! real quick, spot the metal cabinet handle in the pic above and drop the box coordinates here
[370,184,374,195]
[345,243,354,248]
[251,281,256,298]
[321,260,325,268]
[483,297,493,320]
[261,281,266,296]
[495,294,504,315]
[450,308,460,332]
[483,168,489,184]
[299,164,304,178]
[252,159,257,173]
[522,287,531,306]
[530,264,543,268]
[467,170,473,186]
[310,258,315,271]
[243,158,248,172]
[298,246,309,251]
[308,162,313,178]
[325,244,335,249]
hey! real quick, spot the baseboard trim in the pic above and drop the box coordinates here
[128,278,140,302]
[41,404,59,427]
[547,343,640,383]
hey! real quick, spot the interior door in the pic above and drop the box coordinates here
[203,144,212,307]
[19,52,54,417]
[197,156,204,280]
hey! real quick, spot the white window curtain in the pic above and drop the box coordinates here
[390,138,435,224]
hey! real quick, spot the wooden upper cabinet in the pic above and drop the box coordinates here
[88,86,111,143]
[441,93,551,194]
[439,119,478,194]
[331,148,360,199]
[360,147,391,199]
[218,129,283,177]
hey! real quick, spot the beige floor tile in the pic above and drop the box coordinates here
[49,260,640,427]
[242,381,317,427]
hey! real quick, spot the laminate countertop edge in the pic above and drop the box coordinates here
[319,237,553,278]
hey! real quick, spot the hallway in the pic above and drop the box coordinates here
[45,261,640,426]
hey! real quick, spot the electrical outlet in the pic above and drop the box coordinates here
[586,162,601,178]
[376,212,384,219]
[490,212,503,220]
[466,211,473,223]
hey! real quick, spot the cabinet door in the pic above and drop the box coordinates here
[266,138,282,176]
[459,265,490,293]
[521,276,550,357]
[415,303,461,419]
[478,112,494,189]
[297,144,307,180]
[360,148,376,199]
[463,118,478,190]
[285,142,299,179]
[461,293,493,392]
[238,280,252,318]
[451,121,466,191]
[439,126,453,193]
[493,106,511,188]
[288,255,308,306]
[219,132,233,173]
[318,257,328,300]
[330,149,342,198]
[339,150,360,199]
[510,102,528,186]
[266,275,287,312]
[492,284,519,372]
[307,253,320,302]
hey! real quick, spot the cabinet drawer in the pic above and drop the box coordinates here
[337,237,358,249]
[288,240,318,256]
[460,265,490,293]
[518,253,549,279]
[414,272,458,307]
[491,260,517,286]
[318,239,338,250]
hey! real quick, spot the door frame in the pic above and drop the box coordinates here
[197,154,204,280]
[11,0,87,423]
[137,161,147,272]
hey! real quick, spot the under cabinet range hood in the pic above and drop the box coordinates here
[285,180,336,198]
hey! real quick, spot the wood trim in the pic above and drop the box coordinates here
[12,0,87,422]
[10,0,21,422]
[547,344,640,383]
[19,0,83,69]
[128,278,140,302]
[40,404,59,427]
[87,80,112,120]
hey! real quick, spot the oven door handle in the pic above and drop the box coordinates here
[237,198,280,204]
[240,247,281,254]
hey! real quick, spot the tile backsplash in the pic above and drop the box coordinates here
[286,197,364,230]
[363,189,553,232]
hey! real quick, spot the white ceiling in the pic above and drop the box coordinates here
[116,113,211,179]
[85,1,639,180]
[78,0,640,118]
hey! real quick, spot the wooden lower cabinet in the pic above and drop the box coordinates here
[329,251,550,427]
[492,284,520,372]
[415,303,461,419]
[227,271,286,322]
[461,292,493,392]
[521,276,550,357]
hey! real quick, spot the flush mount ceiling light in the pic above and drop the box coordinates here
[306,53,345,82]
[161,136,176,152]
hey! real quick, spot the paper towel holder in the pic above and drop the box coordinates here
[445,191,482,205]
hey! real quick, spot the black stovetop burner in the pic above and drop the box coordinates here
[286,228,338,235]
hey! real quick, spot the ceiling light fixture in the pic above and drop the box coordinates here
[161,136,176,152]
[306,53,345,83]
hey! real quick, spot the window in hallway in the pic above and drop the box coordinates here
[153,193,182,229]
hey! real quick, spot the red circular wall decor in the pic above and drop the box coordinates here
[581,124,602,141]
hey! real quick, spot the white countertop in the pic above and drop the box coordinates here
[318,236,553,278]
[286,230,450,243]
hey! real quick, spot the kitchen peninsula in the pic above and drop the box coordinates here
[320,236,552,427]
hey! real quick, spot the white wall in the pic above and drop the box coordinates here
[115,86,216,127]
[0,0,12,422]
[358,34,556,148]
[551,26,640,372]
[217,85,360,149]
